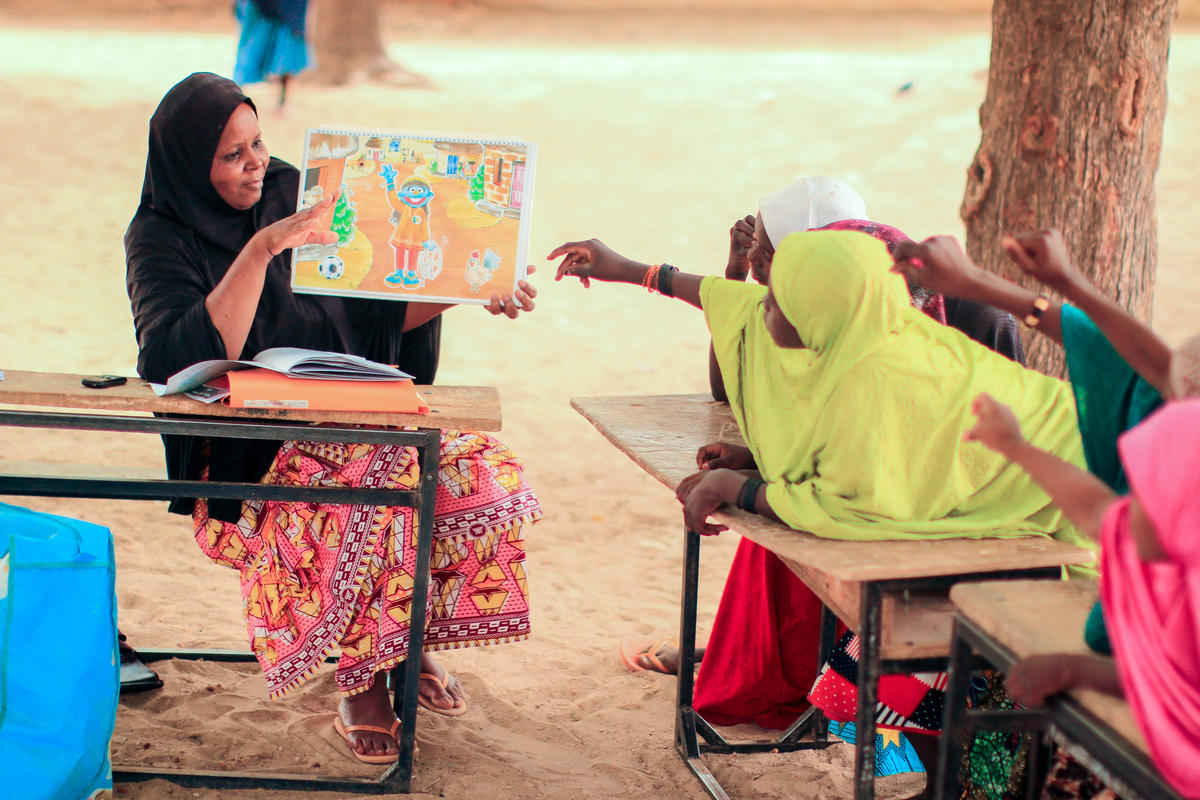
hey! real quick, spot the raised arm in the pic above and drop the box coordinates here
[550,239,705,309]
[709,214,757,401]
[890,235,1066,344]
[965,393,1116,542]
[1002,230,1173,396]
[892,231,1173,396]
[206,194,338,359]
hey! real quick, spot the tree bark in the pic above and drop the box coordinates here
[961,0,1176,376]
[309,0,400,85]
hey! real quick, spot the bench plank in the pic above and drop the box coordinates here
[0,370,502,431]
[949,579,1147,752]
[572,394,1096,582]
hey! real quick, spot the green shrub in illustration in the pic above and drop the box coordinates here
[331,185,357,246]
[469,164,485,202]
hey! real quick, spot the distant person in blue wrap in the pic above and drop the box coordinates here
[233,0,311,111]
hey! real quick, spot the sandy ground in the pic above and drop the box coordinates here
[2,3,1199,799]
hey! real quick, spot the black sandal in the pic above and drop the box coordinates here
[118,631,163,694]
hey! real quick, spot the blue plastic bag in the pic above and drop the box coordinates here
[0,501,118,799]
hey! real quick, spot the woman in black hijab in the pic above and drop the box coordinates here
[126,73,541,763]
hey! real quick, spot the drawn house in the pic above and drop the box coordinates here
[478,144,528,219]
[364,136,386,161]
[433,141,483,178]
[296,133,358,259]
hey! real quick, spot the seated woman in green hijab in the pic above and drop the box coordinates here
[550,229,1092,552]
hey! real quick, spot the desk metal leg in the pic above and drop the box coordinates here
[675,527,732,799]
[384,427,441,792]
[674,526,835,800]
[934,617,972,800]
[854,582,882,800]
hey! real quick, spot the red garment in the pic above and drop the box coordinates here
[693,538,824,728]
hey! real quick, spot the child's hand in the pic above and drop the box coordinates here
[725,214,756,281]
[675,469,741,536]
[1001,229,1077,292]
[547,238,633,288]
[1007,655,1079,707]
[889,235,981,298]
[696,441,755,471]
[964,392,1025,456]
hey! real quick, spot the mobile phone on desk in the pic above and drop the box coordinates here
[81,375,128,389]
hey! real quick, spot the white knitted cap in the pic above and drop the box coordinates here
[758,177,867,248]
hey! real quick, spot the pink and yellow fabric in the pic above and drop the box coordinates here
[1101,399,1200,798]
[195,429,540,698]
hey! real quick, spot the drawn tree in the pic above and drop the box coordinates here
[309,0,428,86]
[469,164,486,202]
[331,187,357,246]
[961,0,1177,377]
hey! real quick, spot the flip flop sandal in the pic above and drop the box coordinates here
[619,635,680,674]
[418,671,468,716]
[332,714,414,764]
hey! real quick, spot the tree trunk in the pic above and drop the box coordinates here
[309,0,398,85]
[961,0,1176,377]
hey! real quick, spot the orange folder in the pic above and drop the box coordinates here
[215,369,429,413]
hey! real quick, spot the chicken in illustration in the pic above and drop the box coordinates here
[463,247,501,293]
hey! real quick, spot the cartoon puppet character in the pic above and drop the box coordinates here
[379,163,436,289]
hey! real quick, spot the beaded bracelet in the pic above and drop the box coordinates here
[642,263,663,293]
[737,477,765,512]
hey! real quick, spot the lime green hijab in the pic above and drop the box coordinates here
[702,229,1091,550]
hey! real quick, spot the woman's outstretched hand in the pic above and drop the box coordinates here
[255,193,339,258]
[548,239,636,288]
[485,264,538,319]
[964,392,1025,456]
[1001,229,1077,292]
[696,441,755,471]
[889,235,980,298]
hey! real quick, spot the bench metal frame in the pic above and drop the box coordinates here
[675,525,1063,800]
[934,614,1184,800]
[0,408,439,794]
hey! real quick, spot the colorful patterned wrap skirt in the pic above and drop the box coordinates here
[808,631,947,734]
[194,429,541,698]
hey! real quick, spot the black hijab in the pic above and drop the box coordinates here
[126,73,441,520]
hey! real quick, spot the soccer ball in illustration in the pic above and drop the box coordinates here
[317,255,345,280]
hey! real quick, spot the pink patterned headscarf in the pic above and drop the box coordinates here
[818,219,947,325]
[1100,399,1200,798]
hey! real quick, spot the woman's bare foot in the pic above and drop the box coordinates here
[418,653,466,712]
[338,672,400,759]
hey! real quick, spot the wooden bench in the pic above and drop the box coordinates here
[0,369,501,795]
[572,394,1096,800]
[935,579,1183,800]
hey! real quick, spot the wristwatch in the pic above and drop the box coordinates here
[1024,295,1050,328]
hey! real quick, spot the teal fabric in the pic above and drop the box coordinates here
[1060,304,1164,655]
[0,501,118,799]
[828,720,925,776]
[1060,304,1163,494]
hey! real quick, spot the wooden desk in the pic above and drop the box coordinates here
[0,369,501,796]
[572,394,1095,800]
[936,580,1181,800]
